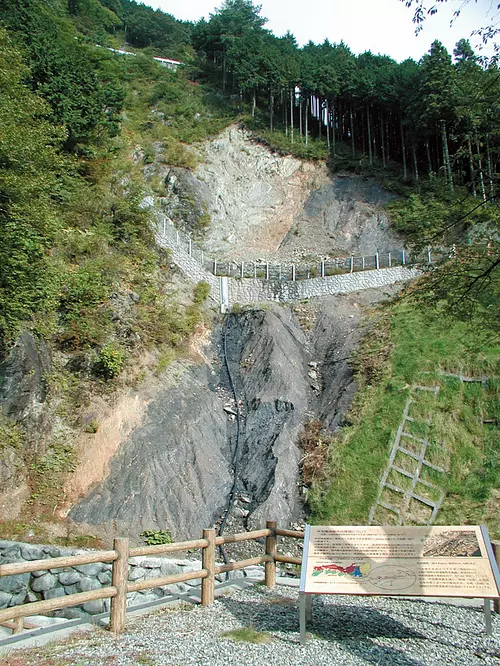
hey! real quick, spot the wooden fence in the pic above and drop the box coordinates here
[0,521,304,636]
[0,525,498,637]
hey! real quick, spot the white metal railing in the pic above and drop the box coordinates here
[156,215,436,283]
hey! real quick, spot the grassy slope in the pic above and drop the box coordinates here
[309,297,500,538]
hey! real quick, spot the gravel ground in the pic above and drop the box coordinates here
[1,585,499,666]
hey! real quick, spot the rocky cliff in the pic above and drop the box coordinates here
[161,126,402,261]
[0,126,405,543]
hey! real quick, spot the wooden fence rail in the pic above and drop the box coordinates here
[0,521,304,635]
[1,527,496,636]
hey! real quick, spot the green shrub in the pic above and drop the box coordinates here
[193,281,210,304]
[140,529,172,545]
[96,344,124,378]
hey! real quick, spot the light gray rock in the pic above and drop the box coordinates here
[64,584,79,595]
[97,571,112,585]
[73,563,103,576]
[128,566,146,581]
[20,545,45,560]
[0,591,12,608]
[9,592,27,606]
[82,599,105,614]
[44,587,66,600]
[78,577,101,592]
[31,573,57,592]
[58,570,82,586]
[139,557,164,569]
[0,572,29,594]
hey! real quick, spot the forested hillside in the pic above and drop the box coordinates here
[0,0,498,540]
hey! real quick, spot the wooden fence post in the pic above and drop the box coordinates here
[493,541,500,614]
[110,537,129,635]
[201,529,216,606]
[265,520,277,589]
[13,617,24,634]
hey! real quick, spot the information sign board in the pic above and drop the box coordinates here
[300,525,500,597]
[298,525,500,643]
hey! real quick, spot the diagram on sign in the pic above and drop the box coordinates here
[312,562,371,579]
[311,562,416,590]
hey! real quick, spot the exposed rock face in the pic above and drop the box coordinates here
[69,364,233,540]
[286,176,400,256]
[164,126,327,259]
[0,333,51,444]
[159,126,401,261]
[0,333,52,520]
[222,308,310,529]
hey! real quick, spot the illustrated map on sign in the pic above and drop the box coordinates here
[301,525,500,597]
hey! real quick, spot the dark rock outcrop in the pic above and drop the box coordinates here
[0,332,52,444]
[69,364,232,540]
[222,307,309,529]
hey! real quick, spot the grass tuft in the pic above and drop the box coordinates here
[221,626,272,644]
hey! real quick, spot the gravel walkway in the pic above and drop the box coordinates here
[1,585,499,666]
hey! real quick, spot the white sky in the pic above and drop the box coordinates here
[148,0,497,62]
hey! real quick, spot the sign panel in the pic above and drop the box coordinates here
[300,525,500,598]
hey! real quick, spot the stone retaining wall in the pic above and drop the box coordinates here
[154,232,220,302]
[0,541,204,619]
[229,266,421,304]
[156,222,420,309]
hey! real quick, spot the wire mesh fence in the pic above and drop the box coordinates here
[157,216,435,282]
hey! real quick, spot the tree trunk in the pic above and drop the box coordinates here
[251,88,256,117]
[425,139,432,176]
[476,141,486,202]
[269,91,274,131]
[380,113,386,168]
[412,144,419,181]
[441,121,453,191]
[350,107,355,159]
[290,89,294,144]
[222,51,227,91]
[366,105,373,166]
[486,134,494,200]
[305,97,309,146]
[467,138,476,197]
[326,105,330,150]
[400,118,407,180]
[331,99,336,155]
[386,115,390,162]
[318,97,322,141]
[299,97,303,137]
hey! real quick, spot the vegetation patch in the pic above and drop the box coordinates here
[140,529,173,546]
[222,626,272,644]
[309,300,500,538]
